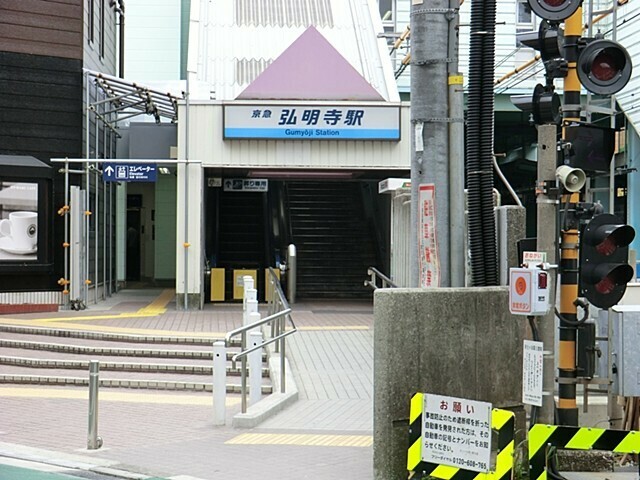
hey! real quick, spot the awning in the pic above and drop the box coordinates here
[86,70,183,124]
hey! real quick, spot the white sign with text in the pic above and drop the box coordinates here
[421,393,492,473]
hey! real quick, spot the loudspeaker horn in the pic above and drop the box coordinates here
[556,165,586,192]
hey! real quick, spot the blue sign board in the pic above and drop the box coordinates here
[103,163,157,182]
[224,104,401,140]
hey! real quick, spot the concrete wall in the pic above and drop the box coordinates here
[373,287,524,480]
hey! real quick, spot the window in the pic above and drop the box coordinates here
[99,0,105,57]
[516,0,534,47]
[89,0,95,43]
[379,0,394,22]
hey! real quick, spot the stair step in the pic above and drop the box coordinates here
[0,356,270,377]
[0,339,266,361]
[0,374,273,393]
[0,325,220,346]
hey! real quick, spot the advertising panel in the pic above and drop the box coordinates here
[0,181,38,261]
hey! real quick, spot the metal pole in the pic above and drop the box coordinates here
[409,0,451,287]
[287,244,296,304]
[183,76,190,310]
[607,0,623,425]
[102,105,107,300]
[213,341,226,425]
[64,158,70,307]
[240,331,247,413]
[84,72,91,305]
[536,124,559,424]
[94,86,100,305]
[280,318,286,393]
[87,360,102,449]
[557,8,583,427]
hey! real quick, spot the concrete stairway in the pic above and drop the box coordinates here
[0,324,272,394]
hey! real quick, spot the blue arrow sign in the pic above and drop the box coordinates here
[103,163,158,182]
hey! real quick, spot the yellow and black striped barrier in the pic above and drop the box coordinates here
[529,424,640,480]
[407,393,515,480]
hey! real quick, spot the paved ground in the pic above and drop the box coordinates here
[0,290,374,479]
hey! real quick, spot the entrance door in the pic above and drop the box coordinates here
[126,205,141,282]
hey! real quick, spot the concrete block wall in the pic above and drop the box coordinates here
[373,287,524,480]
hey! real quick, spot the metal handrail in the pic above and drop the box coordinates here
[364,267,398,289]
[225,269,297,413]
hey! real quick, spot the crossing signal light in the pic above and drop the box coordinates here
[527,0,581,22]
[517,21,566,79]
[511,83,561,125]
[577,39,632,95]
[580,213,635,309]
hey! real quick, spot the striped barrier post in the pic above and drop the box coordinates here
[407,392,515,480]
[529,424,640,480]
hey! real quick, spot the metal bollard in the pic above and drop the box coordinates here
[213,341,227,425]
[87,360,103,449]
[249,330,263,406]
[287,244,296,304]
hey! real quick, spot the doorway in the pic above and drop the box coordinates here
[126,194,142,282]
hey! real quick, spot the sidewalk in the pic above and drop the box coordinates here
[0,290,374,479]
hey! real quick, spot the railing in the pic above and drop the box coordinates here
[223,269,297,415]
[364,267,398,290]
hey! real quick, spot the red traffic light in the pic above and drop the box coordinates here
[577,39,632,95]
[580,213,636,309]
[527,0,580,22]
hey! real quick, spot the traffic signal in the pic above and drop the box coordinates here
[576,39,632,95]
[579,213,636,309]
[527,0,581,22]
[511,83,561,125]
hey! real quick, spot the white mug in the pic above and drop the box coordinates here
[0,211,38,251]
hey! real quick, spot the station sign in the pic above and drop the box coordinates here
[103,163,157,182]
[223,103,400,140]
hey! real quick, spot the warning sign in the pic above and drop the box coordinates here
[421,393,492,473]
[418,184,440,287]
[523,340,544,406]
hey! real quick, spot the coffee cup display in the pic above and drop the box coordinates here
[0,211,38,252]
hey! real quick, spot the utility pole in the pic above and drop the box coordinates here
[536,124,558,424]
[410,0,453,288]
[448,0,465,288]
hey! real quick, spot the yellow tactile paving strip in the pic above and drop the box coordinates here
[0,386,239,406]
[135,288,176,315]
[225,433,372,447]
[0,287,223,336]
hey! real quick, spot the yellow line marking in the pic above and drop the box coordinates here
[0,318,225,338]
[225,433,372,447]
[296,326,369,331]
[136,288,176,315]
[0,386,240,406]
[13,313,155,323]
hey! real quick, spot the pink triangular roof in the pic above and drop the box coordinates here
[236,26,384,101]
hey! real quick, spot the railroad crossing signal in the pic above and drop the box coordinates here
[527,0,581,22]
[579,213,635,309]
[576,38,632,95]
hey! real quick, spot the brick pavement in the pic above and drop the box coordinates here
[0,291,375,479]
